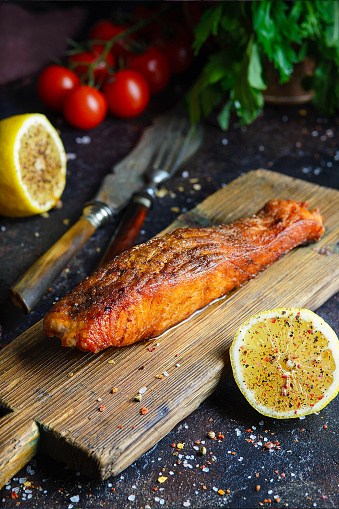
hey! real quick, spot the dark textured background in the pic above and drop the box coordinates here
[1,2,339,508]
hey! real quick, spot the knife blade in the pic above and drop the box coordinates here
[9,111,202,313]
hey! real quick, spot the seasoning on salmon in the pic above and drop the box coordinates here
[43,200,324,353]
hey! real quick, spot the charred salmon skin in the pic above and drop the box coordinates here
[44,200,324,353]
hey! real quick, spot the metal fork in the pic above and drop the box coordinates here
[98,115,203,267]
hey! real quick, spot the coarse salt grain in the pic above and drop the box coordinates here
[139,387,147,394]
[70,495,80,503]
[128,494,135,501]
[75,136,91,144]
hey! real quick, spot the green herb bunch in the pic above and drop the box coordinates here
[188,1,339,130]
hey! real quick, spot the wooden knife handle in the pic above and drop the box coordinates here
[0,412,40,489]
[98,193,153,268]
[9,202,112,313]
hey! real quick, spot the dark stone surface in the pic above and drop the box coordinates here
[1,14,339,509]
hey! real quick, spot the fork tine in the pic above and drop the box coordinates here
[151,115,187,169]
[150,115,191,176]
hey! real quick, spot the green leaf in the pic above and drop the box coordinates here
[193,5,223,54]
[217,99,233,131]
[324,1,339,50]
[201,86,223,117]
[248,41,266,90]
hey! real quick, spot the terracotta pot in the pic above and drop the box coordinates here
[263,57,316,105]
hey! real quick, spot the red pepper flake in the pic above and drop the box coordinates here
[280,472,285,477]
[140,407,148,415]
[255,485,261,491]
[112,488,115,492]
[245,428,252,432]
[118,424,123,428]
[99,405,106,412]
[218,433,224,439]
[255,473,259,477]
[171,443,176,448]
[226,489,230,494]
[323,424,328,429]
[202,485,207,490]
[148,346,156,352]
[218,489,225,496]
[264,499,272,503]
[153,487,158,491]
[263,442,274,449]
[275,498,281,503]
[11,491,18,499]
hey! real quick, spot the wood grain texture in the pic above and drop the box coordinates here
[0,412,40,488]
[0,170,338,486]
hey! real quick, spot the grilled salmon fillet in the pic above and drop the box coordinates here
[44,200,324,353]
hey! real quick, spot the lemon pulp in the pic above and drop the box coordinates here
[230,308,339,419]
[0,113,66,217]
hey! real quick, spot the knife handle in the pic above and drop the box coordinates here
[9,202,112,313]
[98,192,153,268]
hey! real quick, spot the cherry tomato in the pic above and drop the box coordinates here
[62,85,107,129]
[150,24,194,74]
[37,65,80,111]
[161,34,194,74]
[102,70,150,118]
[125,47,170,94]
[89,20,135,57]
[68,45,115,85]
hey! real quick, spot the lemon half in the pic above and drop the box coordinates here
[230,308,339,419]
[0,113,66,217]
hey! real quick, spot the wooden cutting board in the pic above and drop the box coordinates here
[1,169,339,488]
